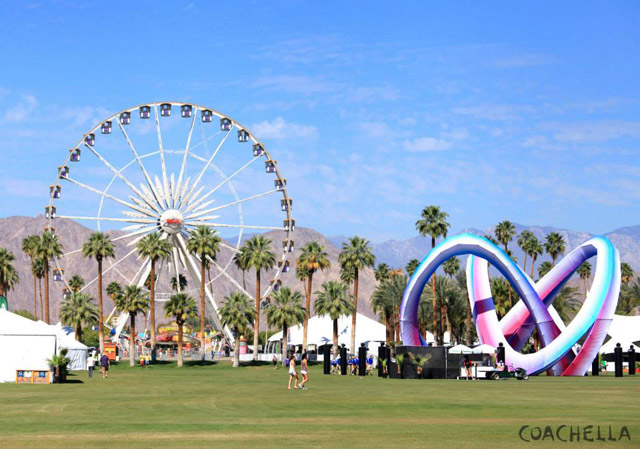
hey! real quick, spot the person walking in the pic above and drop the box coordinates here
[87,352,95,379]
[100,353,110,379]
[272,354,278,369]
[288,353,299,390]
[299,353,309,389]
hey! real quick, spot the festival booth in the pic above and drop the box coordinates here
[265,313,386,361]
[0,309,57,383]
[53,324,88,371]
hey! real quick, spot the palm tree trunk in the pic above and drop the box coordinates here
[253,270,261,361]
[129,315,136,367]
[200,258,206,361]
[530,256,536,278]
[350,269,359,354]
[233,331,240,367]
[177,323,183,367]
[150,260,156,361]
[76,324,82,342]
[385,317,392,344]
[583,278,588,299]
[333,318,339,358]
[242,270,246,291]
[431,236,438,344]
[97,258,104,354]
[31,258,37,320]
[302,272,313,351]
[282,323,288,365]
[39,277,43,320]
[523,253,528,272]
[44,265,50,324]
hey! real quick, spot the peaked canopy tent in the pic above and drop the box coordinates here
[267,313,386,352]
[0,310,58,383]
[50,323,88,371]
[599,314,640,354]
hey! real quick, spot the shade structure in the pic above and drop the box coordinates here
[471,343,497,354]
[600,314,640,354]
[449,344,472,354]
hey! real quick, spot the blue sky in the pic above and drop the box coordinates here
[0,1,638,242]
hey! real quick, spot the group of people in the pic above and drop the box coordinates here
[87,350,111,379]
[287,352,309,390]
[330,354,375,375]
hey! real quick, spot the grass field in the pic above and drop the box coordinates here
[0,362,638,449]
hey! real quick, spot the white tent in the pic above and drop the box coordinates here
[449,344,472,354]
[53,324,88,371]
[472,344,496,354]
[268,313,386,351]
[600,314,640,354]
[0,310,57,383]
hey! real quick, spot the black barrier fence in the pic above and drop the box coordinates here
[358,344,367,376]
[393,346,461,379]
[340,345,347,375]
[323,345,331,375]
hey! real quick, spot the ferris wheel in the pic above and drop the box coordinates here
[45,102,295,343]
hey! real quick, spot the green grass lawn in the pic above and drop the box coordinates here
[0,362,638,449]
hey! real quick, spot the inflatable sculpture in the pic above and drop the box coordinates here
[399,234,620,376]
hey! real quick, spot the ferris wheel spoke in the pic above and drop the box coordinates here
[114,225,157,242]
[57,215,156,224]
[79,247,139,293]
[175,112,197,209]
[207,257,254,299]
[64,176,156,218]
[178,125,234,209]
[183,156,260,214]
[189,128,223,153]
[83,143,160,212]
[186,189,279,220]
[117,120,163,209]
[185,222,283,231]
[154,105,171,209]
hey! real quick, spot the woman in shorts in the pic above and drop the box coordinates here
[299,353,309,389]
[288,353,299,390]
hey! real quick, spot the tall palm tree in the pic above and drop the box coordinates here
[296,262,309,292]
[233,246,251,291]
[59,292,98,341]
[265,287,305,363]
[405,259,420,277]
[442,257,459,278]
[553,286,582,322]
[415,205,450,344]
[22,235,39,319]
[526,237,544,278]
[576,261,592,298]
[186,226,222,360]
[371,274,407,344]
[620,263,634,285]
[538,261,553,280]
[297,241,331,351]
[35,231,63,324]
[164,292,198,367]
[374,263,390,283]
[82,232,114,353]
[170,274,188,291]
[517,230,534,272]
[0,247,19,308]
[314,281,354,358]
[137,232,171,359]
[219,292,256,367]
[106,281,122,302]
[495,221,516,309]
[32,257,46,320]
[489,277,510,319]
[115,285,149,367]
[617,278,640,315]
[68,274,85,293]
[244,235,276,360]
[338,236,375,354]
[544,232,566,267]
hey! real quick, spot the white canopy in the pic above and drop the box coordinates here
[268,313,385,350]
[472,343,496,354]
[449,344,473,354]
[0,310,58,383]
[51,323,88,370]
[600,314,640,354]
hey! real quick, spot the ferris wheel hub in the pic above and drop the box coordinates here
[160,209,184,234]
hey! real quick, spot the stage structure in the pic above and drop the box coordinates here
[46,102,295,344]
[400,234,620,376]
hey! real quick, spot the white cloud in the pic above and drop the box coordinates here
[548,121,640,143]
[453,104,527,121]
[251,117,318,140]
[251,75,335,95]
[492,54,554,68]
[357,121,392,138]
[4,95,37,122]
[402,137,451,152]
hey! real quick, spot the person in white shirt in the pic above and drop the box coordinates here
[87,351,95,378]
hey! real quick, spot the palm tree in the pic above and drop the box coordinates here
[517,230,534,272]
[186,226,222,360]
[164,292,198,367]
[137,232,171,359]
[544,232,566,267]
[314,281,354,358]
[374,263,390,283]
[617,278,640,315]
[68,274,85,293]
[106,282,122,302]
[32,257,46,320]
[233,246,251,291]
[35,231,63,324]
[297,241,331,351]
[338,236,375,354]
[495,221,516,309]
[265,287,305,363]
[553,286,582,322]
[538,261,553,280]
[0,247,19,308]
[59,292,98,341]
[576,261,592,298]
[415,205,450,345]
[115,285,149,367]
[526,237,544,278]
[244,235,276,360]
[170,274,188,292]
[219,292,256,367]
[405,259,420,277]
[489,278,510,319]
[372,274,407,343]
[442,257,459,278]
[621,263,634,285]
[22,235,39,319]
[295,262,309,292]
[82,232,114,353]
